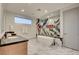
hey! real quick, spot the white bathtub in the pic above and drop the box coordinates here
[37,35,54,47]
[37,35,62,47]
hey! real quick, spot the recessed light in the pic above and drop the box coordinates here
[45,10,48,13]
[37,9,41,11]
[21,9,24,12]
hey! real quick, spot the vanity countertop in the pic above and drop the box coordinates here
[0,36,27,46]
[0,33,36,46]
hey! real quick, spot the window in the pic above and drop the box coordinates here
[15,17,32,25]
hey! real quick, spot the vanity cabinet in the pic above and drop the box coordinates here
[0,40,28,55]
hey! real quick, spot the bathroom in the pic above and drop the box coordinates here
[0,3,79,55]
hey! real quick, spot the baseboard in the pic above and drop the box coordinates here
[63,45,79,51]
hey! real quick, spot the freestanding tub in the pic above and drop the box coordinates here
[37,35,62,47]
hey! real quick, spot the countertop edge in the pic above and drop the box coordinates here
[0,40,28,47]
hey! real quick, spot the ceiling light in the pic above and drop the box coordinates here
[21,9,24,12]
[45,10,48,13]
[37,9,41,11]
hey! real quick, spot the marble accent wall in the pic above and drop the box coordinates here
[36,16,60,38]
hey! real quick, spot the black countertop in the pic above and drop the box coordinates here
[0,40,28,47]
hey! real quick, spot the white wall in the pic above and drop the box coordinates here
[60,4,79,39]
[0,4,2,34]
[4,11,36,35]
[0,4,4,34]
[60,10,64,38]
[0,11,36,44]
[63,7,79,50]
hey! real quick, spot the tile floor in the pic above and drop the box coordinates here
[28,38,79,55]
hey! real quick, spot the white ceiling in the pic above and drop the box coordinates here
[4,3,76,19]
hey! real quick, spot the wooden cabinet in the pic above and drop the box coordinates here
[0,41,28,55]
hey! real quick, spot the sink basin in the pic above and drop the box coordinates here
[7,36,18,39]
